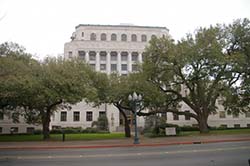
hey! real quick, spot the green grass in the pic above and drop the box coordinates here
[179,128,250,136]
[0,133,125,142]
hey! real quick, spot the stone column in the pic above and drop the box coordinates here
[107,51,111,74]
[117,51,121,74]
[96,51,100,71]
[128,52,132,73]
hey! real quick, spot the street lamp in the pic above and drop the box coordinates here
[128,92,142,144]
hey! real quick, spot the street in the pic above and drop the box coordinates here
[0,141,250,166]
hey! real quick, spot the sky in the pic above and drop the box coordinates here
[0,0,249,59]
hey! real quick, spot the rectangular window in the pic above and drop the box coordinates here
[220,124,227,128]
[10,127,18,133]
[99,111,106,117]
[26,127,35,134]
[68,51,73,58]
[111,54,117,61]
[219,111,226,118]
[86,111,93,121]
[121,55,128,61]
[132,54,138,61]
[233,113,239,118]
[111,64,117,71]
[247,124,250,128]
[121,64,127,71]
[234,124,240,128]
[78,51,85,60]
[173,113,179,120]
[89,55,96,61]
[100,55,107,61]
[0,112,3,120]
[100,64,106,71]
[0,127,2,133]
[82,32,84,37]
[246,112,250,118]
[73,112,80,121]
[184,111,191,120]
[132,64,138,72]
[60,111,67,122]
[90,64,96,70]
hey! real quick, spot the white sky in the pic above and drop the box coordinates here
[0,0,249,59]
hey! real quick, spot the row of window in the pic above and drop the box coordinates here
[85,32,155,42]
[89,63,138,72]
[75,51,144,62]
[60,111,106,122]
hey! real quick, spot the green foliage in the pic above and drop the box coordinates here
[92,115,109,131]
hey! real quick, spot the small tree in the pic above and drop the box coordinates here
[92,116,109,131]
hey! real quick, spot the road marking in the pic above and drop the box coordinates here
[1,146,250,160]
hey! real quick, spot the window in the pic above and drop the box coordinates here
[111,33,117,41]
[121,64,127,71]
[73,112,80,121]
[68,51,73,58]
[219,111,226,118]
[90,64,96,70]
[10,127,18,133]
[220,124,227,128]
[141,34,147,42]
[100,51,107,61]
[89,51,96,61]
[99,111,106,117]
[110,51,118,61]
[246,112,250,118]
[0,127,2,133]
[173,113,179,120]
[132,52,139,61]
[185,110,191,120]
[151,34,157,40]
[82,32,84,37]
[111,64,117,71]
[247,124,250,128]
[86,111,93,121]
[101,33,107,41]
[100,64,106,71]
[121,34,127,41]
[132,64,138,72]
[78,51,85,60]
[233,112,239,118]
[26,127,34,134]
[0,112,3,120]
[90,33,96,41]
[131,34,137,41]
[121,52,128,61]
[60,112,67,122]
[234,124,240,128]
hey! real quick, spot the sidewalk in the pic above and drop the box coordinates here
[0,134,250,150]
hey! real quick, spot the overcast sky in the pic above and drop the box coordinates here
[0,0,249,59]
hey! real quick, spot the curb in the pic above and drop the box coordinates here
[1,138,250,150]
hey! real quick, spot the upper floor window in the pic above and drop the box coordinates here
[101,33,107,41]
[110,51,118,61]
[73,111,80,121]
[185,110,191,120]
[131,34,137,42]
[89,51,96,61]
[121,52,128,61]
[151,34,157,40]
[68,51,73,58]
[82,32,84,37]
[121,34,127,41]
[78,51,86,60]
[141,34,147,42]
[132,52,139,61]
[173,113,179,120]
[100,51,107,61]
[90,33,96,41]
[111,34,117,41]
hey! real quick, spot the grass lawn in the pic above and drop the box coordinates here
[0,133,125,142]
[179,128,250,136]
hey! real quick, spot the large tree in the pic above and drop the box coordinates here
[142,19,249,133]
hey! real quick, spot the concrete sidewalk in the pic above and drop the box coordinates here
[0,134,250,150]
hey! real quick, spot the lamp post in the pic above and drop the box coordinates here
[128,92,142,144]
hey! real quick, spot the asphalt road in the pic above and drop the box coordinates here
[0,141,250,166]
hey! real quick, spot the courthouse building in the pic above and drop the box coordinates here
[0,24,249,134]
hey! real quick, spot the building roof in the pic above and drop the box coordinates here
[75,24,169,31]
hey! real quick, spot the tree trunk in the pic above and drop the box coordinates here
[198,114,209,133]
[41,109,51,140]
[116,105,131,137]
